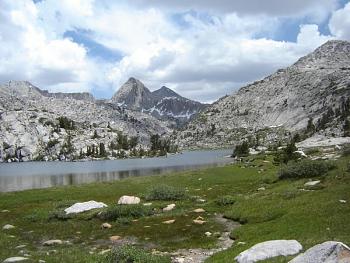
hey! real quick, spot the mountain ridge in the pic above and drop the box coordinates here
[176,40,350,148]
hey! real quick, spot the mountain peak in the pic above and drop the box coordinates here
[152,86,180,99]
[294,39,350,69]
[111,78,153,109]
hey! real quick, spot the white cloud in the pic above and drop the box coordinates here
[0,0,98,92]
[329,2,350,40]
[0,0,345,102]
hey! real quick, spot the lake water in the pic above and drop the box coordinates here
[0,149,233,192]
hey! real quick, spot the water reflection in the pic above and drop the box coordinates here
[0,150,232,192]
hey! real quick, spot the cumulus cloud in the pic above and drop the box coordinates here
[329,2,350,40]
[0,0,346,102]
[0,0,99,92]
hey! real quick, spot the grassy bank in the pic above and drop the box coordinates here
[0,153,349,262]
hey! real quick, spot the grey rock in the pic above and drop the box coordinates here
[117,195,140,205]
[289,241,350,263]
[64,201,107,214]
[3,257,29,262]
[304,180,321,186]
[3,224,15,230]
[235,240,303,263]
[43,240,63,246]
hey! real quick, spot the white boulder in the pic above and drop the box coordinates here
[64,201,107,214]
[117,195,140,205]
[235,240,302,263]
[289,241,350,263]
[163,204,176,212]
[3,257,29,262]
[3,224,15,230]
[43,239,63,246]
[304,180,320,187]
[295,150,307,157]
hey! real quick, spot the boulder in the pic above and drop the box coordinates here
[64,201,107,214]
[163,204,176,212]
[162,219,176,224]
[205,232,212,237]
[235,240,302,263]
[304,180,320,187]
[117,196,140,205]
[193,219,206,225]
[101,223,112,229]
[289,241,350,263]
[43,240,63,246]
[193,208,205,213]
[109,236,122,242]
[3,257,29,262]
[3,224,15,230]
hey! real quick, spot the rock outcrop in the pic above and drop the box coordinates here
[289,241,350,263]
[177,40,350,148]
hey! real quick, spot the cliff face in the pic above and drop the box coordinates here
[177,40,350,148]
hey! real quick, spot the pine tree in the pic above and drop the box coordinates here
[99,142,107,157]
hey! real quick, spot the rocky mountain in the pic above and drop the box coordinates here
[0,81,172,162]
[111,78,206,125]
[177,40,350,148]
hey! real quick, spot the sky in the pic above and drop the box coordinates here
[0,0,350,103]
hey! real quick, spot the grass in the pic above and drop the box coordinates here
[98,245,171,263]
[0,153,349,262]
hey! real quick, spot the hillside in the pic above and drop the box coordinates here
[177,40,350,148]
[0,81,172,162]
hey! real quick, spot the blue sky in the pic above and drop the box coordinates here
[0,0,350,102]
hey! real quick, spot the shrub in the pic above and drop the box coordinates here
[232,141,249,157]
[57,116,75,130]
[278,159,336,180]
[48,210,74,221]
[46,139,59,149]
[98,204,154,221]
[99,245,170,263]
[304,148,320,155]
[215,195,236,206]
[145,184,187,201]
[273,140,301,164]
[342,144,350,156]
[115,217,132,225]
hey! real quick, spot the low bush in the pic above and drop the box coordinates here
[145,184,187,201]
[215,195,236,206]
[278,159,336,180]
[99,245,170,263]
[98,204,154,221]
[48,210,74,221]
[342,144,350,156]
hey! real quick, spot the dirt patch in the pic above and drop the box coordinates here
[170,215,240,263]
